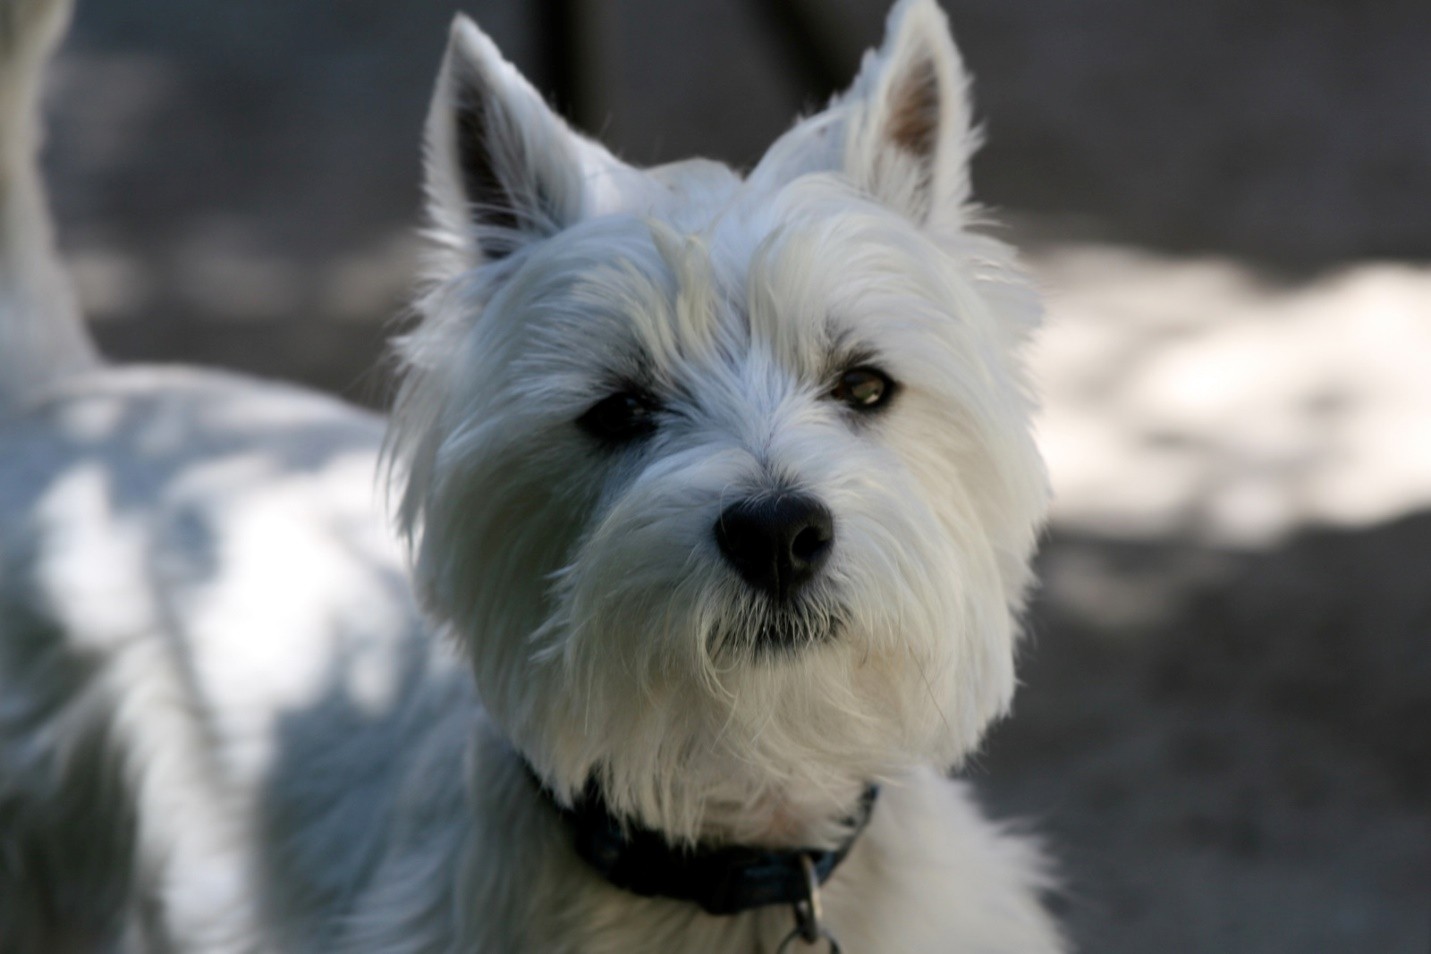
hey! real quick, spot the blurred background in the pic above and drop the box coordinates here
[42,0,1429,949]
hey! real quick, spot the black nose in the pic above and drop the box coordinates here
[714,495,834,601]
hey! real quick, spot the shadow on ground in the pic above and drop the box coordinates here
[979,514,1431,953]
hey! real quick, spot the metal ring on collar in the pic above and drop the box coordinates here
[776,854,840,952]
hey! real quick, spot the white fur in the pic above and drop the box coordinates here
[0,0,1065,950]
[0,0,97,411]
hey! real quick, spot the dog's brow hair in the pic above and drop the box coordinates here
[654,222,726,370]
[615,348,657,390]
[823,326,884,380]
[568,248,677,396]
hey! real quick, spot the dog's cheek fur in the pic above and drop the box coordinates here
[392,225,689,755]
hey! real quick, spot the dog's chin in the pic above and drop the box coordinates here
[711,598,847,658]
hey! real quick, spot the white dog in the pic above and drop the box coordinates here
[0,0,1065,950]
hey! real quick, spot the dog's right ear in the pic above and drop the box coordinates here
[423,16,621,273]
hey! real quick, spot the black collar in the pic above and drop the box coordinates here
[539,775,879,917]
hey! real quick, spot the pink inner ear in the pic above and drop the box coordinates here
[885,55,941,160]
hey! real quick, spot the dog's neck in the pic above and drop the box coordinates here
[683,775,880,849]
[528,766,879,918]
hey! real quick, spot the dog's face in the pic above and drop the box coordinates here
[390,0,1046,843]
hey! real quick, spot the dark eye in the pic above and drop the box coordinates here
[830,366,895,411]
[577,390,660,445]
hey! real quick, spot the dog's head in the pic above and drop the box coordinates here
[389,0,1047,845]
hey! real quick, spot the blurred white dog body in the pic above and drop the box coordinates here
[0,0,1063,950]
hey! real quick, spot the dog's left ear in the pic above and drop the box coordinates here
[756,0,978,228]
[423,15,628,274]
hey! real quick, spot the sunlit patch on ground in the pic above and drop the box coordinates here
[1031,243,1431,545]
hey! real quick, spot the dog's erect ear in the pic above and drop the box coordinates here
[755,0,978,228]
[846,0,976,223]
[423,15,623,272]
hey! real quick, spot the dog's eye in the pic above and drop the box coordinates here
[831,367,895,411]
[577,391,660,445]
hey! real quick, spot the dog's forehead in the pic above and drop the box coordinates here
[508,160,944,388]
[638,158,744,231]
[554,217,853,376]
[657,179,935,343]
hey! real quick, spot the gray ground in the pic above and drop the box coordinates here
[41,1,1431,950]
